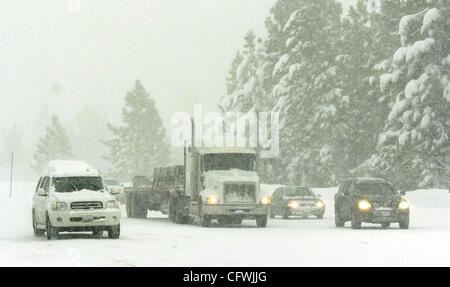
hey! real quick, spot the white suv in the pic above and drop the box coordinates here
[32,160,121,240]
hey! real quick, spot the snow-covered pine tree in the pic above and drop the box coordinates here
[362,5,450,189]
[32,115,72,172]
[269,0,343,186]
[220,31,267,114]
[103,80,170,180]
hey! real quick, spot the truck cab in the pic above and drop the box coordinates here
[182,147,270,227]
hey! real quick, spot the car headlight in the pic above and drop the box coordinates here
[398,200,409,210]
[106,200,119,208]
[358,200,371,210]
[52,202,68,210]
[287,201,299,208]
[315,200,325,208]
[206,196,218,204]
[260,196,271,205]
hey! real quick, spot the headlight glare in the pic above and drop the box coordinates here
[358,200,371,210]
[315,200,325,208]
[398,200,409,209]
[287,201,299,208]
[260,197,271,205]
[206,196,218,204]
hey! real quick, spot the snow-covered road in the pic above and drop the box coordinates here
[0,181,449,266]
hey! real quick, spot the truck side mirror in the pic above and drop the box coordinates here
[37,188,47,196]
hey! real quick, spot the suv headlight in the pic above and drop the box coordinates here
[106,200,119,209]
[315,200,325,208]
[358,200,371,210]
[287,201,299,208]
[398,200,409,210]
[51,202,68,210]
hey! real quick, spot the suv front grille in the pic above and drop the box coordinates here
[224,183,256,203]
[372,200,396,209]
[71,201,103,210]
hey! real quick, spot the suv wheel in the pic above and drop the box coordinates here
[32,211,44,236]
[334,208,345,227]
[282,209,290,219]
[108,224,120,239]
[46,214,58,240]
[399,218,409,229]
[351,210,361,229]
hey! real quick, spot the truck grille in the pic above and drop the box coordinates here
[71,201,103,210]
[224,183,256,203]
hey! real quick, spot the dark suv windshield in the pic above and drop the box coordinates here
[356,182,398,196]
[52,176,104,192]
[283,187,314,197]
[203,153,256,172]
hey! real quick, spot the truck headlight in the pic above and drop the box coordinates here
[398,200,409,210]
[261,197,271,205]
[52,202,68,210]
[206,196,218,204]
[287,201,299,208]
[106,200,119,208]
[358,200,371,210]
[315,200,325,208]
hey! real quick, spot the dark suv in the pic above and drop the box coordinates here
[334,177,409,229]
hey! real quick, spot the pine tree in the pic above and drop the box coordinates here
[361,5,450,189]
[32,115,72,172]
[103,80,170,180]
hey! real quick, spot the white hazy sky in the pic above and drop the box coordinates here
[0,0,356,143]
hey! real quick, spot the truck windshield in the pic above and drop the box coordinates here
[203,153,256,172]
[283,187,314,197]
[52,176,104,192]
[356,182,398,196]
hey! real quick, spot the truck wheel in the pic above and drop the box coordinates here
[282,209,290,219]
[335,208,345,227]
[232,217,243,225]
[256,215,268,227]
[33,210,44,237]
[93,228,103,238]
[108,224,120,239]
[399,218,409,229]
[316,212,324,219]
[381,222,390,229]
[46,214,58,240]
[269,208,275,219]
[126,192,133,218]
[200,214,211,227]
[351,210,361,229]
[218,217,232,226]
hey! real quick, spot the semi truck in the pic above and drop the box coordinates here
[125,146,270,227]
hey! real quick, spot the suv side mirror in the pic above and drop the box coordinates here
[400,190,406,195]
[343,191,350,196]
[37,188,47,196]
[110,187,121,195]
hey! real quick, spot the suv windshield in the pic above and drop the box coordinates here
[283,187,314,197]
[203,153,256,172]
[356,182,398,196]
[52,176,104,192]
